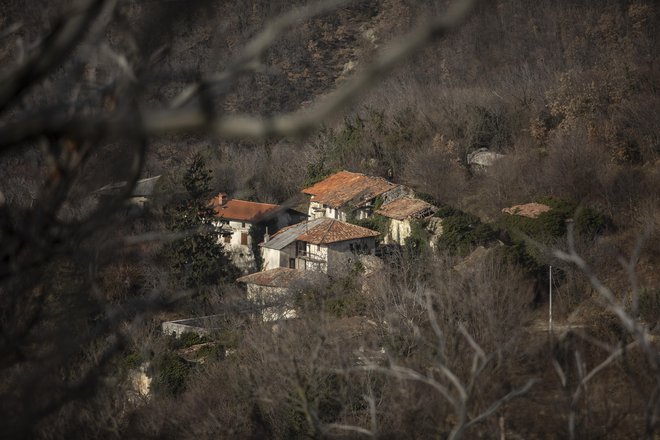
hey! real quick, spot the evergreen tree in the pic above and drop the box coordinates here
[167,153,238,289]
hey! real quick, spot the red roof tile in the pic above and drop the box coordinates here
[297,218,379,245]
[236,267,319,287]
[376,197,436,221]
[502,203,551,219]
[212,198,279,222]
[302,171,398,208]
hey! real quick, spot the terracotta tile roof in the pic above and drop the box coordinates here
[302,171,399,208]
[236,267,321,288]
[212,198,280,222]
[376,197,436,221]
[297,218,379,245]
[262,218,379,248]
[502,202,551,219]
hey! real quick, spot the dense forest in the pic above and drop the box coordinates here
[0,0,658,438]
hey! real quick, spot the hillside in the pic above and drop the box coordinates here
[0,0,658,438]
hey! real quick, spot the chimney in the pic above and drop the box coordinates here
[263,226,269,243]
[218,192,228,206]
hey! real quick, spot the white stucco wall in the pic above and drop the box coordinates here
[309,201,326,219]
[308,201,352,222]
[261,242,296,270]
[260,237,374,274]
[214,219,255,272]
[261,247,281,271]
[246,284,297,322]
[385,218,411,245]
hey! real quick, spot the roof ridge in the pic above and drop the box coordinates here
[229,198,279,206]
[318,218,335,244]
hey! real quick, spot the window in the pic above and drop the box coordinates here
[289,258,295,268]
[241,222,246,228]
[224,235,231,244]
[296,241,306,256]
[241,232,248,245]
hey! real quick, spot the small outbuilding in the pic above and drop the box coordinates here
[237,267,327,321]
[376,197,437,245]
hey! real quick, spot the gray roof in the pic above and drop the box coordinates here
[261,218,326,250]
[467,148,504,167]
[93,175,161,197]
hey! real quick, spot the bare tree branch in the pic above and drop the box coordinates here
[0,0,111,113]
[0,0,479,149]
[170,0,350,109]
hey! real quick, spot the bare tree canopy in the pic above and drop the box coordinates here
[0,0,658,438]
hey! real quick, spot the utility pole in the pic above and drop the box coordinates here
[549,265,553,333]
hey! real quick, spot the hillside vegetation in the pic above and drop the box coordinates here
[0,0,658,439]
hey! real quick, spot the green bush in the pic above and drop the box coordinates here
[404,219,431,256]
[574,206,611,239]
[151,352,192,396]
[434,205,459,218]
[498,197,610,241]
[352,214,389,239]
[495,241,545,282]
[195,343,224,361]
[435,209,497,255]
[118,352,143,376]
[167,331,209,350]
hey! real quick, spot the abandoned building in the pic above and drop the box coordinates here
[92,175,162,210]
[236,267,328,321]
[467,148,505,171]
[376,197,437,245]
[260,217,379,275]
[302,170,409,221]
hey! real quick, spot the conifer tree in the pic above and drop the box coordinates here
[167,153,238,289]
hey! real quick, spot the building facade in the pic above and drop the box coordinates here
[302,171,409,221]
[211,192,305,273]
[260,218,379,275]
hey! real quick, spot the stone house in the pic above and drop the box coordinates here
[93,175,161,210]
[210,192,305,272]
[376,197,437,245]
[236,267,327,321]
[302,170,409,221]
[260,218,379,275]
[467,148,505,172]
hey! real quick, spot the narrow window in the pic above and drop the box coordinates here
[241,232,248,245]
